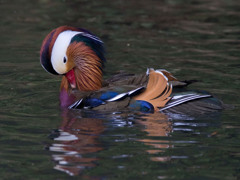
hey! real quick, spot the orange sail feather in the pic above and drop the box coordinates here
[133,69,172,110]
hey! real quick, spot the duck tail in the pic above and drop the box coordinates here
[133,69,172,110]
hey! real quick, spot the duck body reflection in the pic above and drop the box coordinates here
[48,110,105,176]
[47,106,221,177]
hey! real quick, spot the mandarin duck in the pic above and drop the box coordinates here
[40,26,224,114]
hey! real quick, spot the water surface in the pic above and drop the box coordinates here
[0,0,239,179]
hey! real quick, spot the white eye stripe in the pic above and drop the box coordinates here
[51,31,80,74]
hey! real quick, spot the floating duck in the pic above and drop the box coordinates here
[40,26,224,114]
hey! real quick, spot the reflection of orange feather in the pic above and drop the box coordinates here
[133,69,172,110]
[65,42,103,91]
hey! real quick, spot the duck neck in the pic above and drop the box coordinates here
[61,41,103,91]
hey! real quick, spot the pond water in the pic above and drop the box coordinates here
[0,0,240,179]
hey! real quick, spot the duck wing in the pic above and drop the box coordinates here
[68,69,173,111]
[160,90,225,115]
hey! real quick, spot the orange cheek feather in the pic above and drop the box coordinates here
[65,69,76,89]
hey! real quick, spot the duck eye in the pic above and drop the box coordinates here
[63,57,67,63]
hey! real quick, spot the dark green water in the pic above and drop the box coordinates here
[0,0,239,179]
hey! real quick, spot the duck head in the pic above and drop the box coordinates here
[40,26,105,91]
